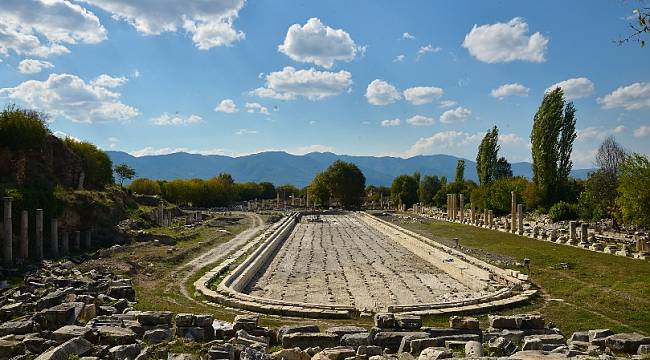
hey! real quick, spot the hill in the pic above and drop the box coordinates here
[108,151,593,187]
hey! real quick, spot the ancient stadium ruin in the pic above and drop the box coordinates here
[196,212,536,318]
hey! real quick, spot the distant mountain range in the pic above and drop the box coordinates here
[107,151,593,187]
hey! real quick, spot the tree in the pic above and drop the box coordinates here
[455,160,465,184]
[308,172,331,207]
[616,154,650,227]
[595,136,627,176]
[530,88,577,208]
[114,163,136,186]
[618,5,650,47]
[495,157,513,179]
[128,178,161,195]
[64,138,114,189]
[276,184,300,199]
[259,182,276,199]
[418,175,442,206]
[324,160,366,209]
[391,174,419,209]
[0,105,50,151]
[476,126,499,186]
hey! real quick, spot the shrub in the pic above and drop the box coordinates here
[128,178,161,195]
[0,105,50,151]
[616,154,650,228]
[64,138,113,189]
[548,201,579,222]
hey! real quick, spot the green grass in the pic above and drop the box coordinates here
[390,218,650,335]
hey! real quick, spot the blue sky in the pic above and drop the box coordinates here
[1,0,649,167]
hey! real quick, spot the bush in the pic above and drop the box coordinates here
[0,105,50,151]
[485,176,529,215]
[616,154,650,228]
[128,178,161,195]
[64,138,113,190]
[548,201,579,222]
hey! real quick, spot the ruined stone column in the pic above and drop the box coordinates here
[84,230,91,249]
[62,231,69,255]
[74,231,81,251]
[20,210,28,259]
[511,191,517,233]
[517,204,524,235]
[452,194,457,221]
[488,210,494,228]
[459,194,465,223]
[50,219,58,258]
[446,194,450,219]
[470,203,475,224]
[569,221,577,242]
[3,197,13,267]
[580,223,589,243]
[35,209,43,261]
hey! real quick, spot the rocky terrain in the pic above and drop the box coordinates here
[1,259,649,360]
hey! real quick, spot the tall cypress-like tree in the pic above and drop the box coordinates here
[455,159,465,183]
[530,88,577,207]
[476,126,499,186]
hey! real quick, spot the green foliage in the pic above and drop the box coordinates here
[322,160,366,209]
[114,163,136,186]
[476,126,499,186]
[454,159,465,184]
[159,176,238,207]
[548,201,579,222]
[366,185,390,204]
[616,154,650,227]
[391,174,419,209]
[0,105,50,151]
[418,175,443,206]
[128,178,161,195]
[276,184,300,199]
[308,172,331,206]
[64,138,113,190]
[485,176,529,215]
[495,157,512,179]
[258,182,276,199]
[530,88,577,208]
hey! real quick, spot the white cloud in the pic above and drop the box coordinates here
[634,125,650,138]
[393,54,405,62]
[107,136,118,148]
[577,125,625,141]
[289,144,334,155]
[0,0,106,58]
[598,82,650,110]
[365,79,401,105]
[129,147,228,157]
[79,0,245,49]
[91,74,128,88]
[403,86,444,105]
[416,44,441,60]
[0,73,138,123]
[405,131,482,157]
[245,102,269,115]
[52,130,80,142]
[546,77,595,100]
[571,149,598,168]
[406,115,435,126]
[462,17,548,63]
[402,32,415,40]
[498,133,525,145]
[439,100,457,108]
[490,83,529,99]
[150,113,203,126]
[250,66,352,101]
[439,106,472,123]
[235,129,258,135]
[278,18,359,69]
[381,118,401,127]
[18,59,54,74]
[215,99,238,113]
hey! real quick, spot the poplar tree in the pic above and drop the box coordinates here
[476,126,499,186]
[530,87,577,207]
[455,159,465,184]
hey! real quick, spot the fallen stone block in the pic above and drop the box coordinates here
[0,319,35,336]
[282,332,339,350]
[605,333,650,354]
[325,326,368,338]
[397,332,430,354]
[448,316,479,330]
[233,314,259,331]
[312,346,356,360]
[395,315,422,330]
[375,313,396,329]
[175,313,195,327]
[108,286,135,302]
[464,340,483,358]
[109,343,141,360]
[35,336,92,360]
[341,332,370,347]
[143,328,172,344]
[176,326,214,342]
[277,325,320,344]
[136,311,173,326]
[522,337,542,351]
[52,325,93,343]
[0,339,25,358]
[37,302,84,330]
[416,347,452,360]
[270,347,310,360]
[357,345,382,357]
[195,314,214,327]
[240,346,270,360]
[97,326,137,346]
[372,331,429,352]
[488,336,517,356]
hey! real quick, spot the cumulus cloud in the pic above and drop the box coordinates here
[0,73,138,123]
[598,82,650,110]
[416,44,441,60]
[634,125,650,138]
[546,77,595,100]
[402,32,415,40]
[150,113,203,126]
[0,0,106,58]
[278,18,359,69]
[498,133,525,145]
[462,17,548,63]
[18,59,54,74]
[439,100,457,108]
[405,131,482,157]
[406,115,435,126]
[245,102,269,115]
[91,74,128,88]
[235,129,258,135]
[250,66,352,101]
[439,106,472,123]
[403,86,444,105]
[79,0,245,49]
[393,54,405,62]
[381,118,401,127]
[490,83,529,99]
[365,79,401,105]
[215,99,238,113]
[577,125,625,141]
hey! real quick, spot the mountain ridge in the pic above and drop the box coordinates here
[107,150,593,187]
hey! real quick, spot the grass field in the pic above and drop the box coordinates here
[387,216,650,335]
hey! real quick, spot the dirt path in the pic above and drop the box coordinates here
[178,212,266,302]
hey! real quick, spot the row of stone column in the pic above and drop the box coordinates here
[2,197,92,267]
[445,193,527,234]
